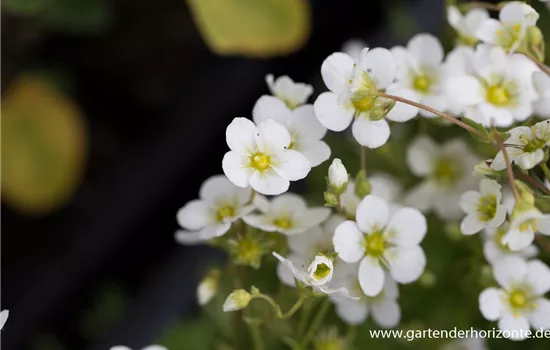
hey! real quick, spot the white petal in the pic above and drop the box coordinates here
[403,181,437,212]
[295,138,331,167]
[447,6,462,30]
[270,193,308,214]
[291,104,327,139]
[461,214,486,235]
[526,260,550,295]
[351,118,390,149]
[335,300,369,325]
[515,149,544,170]
[418,94,447,118]
[0,310,9,331]
[372,299,401,328]
[385,207,427,246]
[222,151,253,188]
[464,8,490,35]
[386,246,426,284]
[479,287,504,321]
[478,103,514,127]
[503,227,535,251]
[361,47,396,89]
[498,315,530,340]
[476,18,502,44]
[299,208,332,229]
[288,226,325,256]
[226,118,256,154]
[488,206,507,229]
[384,86,419,122]
[445,76,485,106]
[243,214,277,232]
[176,200,211,230]
[538,214,550,235]
[277,259,297,287]
[321,52,355,93]
[530,298,550,330]
[483,240,503,265]
[406,136,438,176]
[358,257,385,296]
[534,99,550,118]
[249,169,289,195]
[255,119,291,153]
[369,174,402,202]
[200,175,251,206]
[407,33,444,66]
[313,92,354,131]
[460,191,482,213]
[252,95,290,125]
[272,150,311,181]
[493,256,527,289]
[110,347,132,350]
[356,195,390,233]
[333,221,365,263]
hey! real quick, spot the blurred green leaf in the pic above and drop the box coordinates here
[1,74,87,215]
[157,317,215,350]
[186,0,310,57]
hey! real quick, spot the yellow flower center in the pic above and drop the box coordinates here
[236,237,262,264]
[433,157,461,186]
[487,85,510,107]
[519,218,537,233]
[495,226,511,252]
[351,94,376,112]
[249,152,271,172]
[509,289,527,309]
[413,75,431,93]
[216,206,235,222]
[273,216,293,230]
[477,194,497,222]
[313,263,331,280]
[363,231,386,258]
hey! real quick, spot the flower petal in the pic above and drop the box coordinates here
[333,221,365,263]
[403,181,437,213]
[498,315,530,340]
[321,52,354,93]
[291,104,327,139]
[299,207,332,229]
[406,136,438,176]
[200,175,251,207]
[407,33,444,66]
[226,117,256,154]
[294,138,331,167]
[356,195,390,233]
[476,18,502,44]
[358,257,385,297]
[386,246,426,284]
[249,169,289,195]
[177,200,211,230]
[479,287,504,321]
[445,76,485,106]
[493,256,527,289]
[372,299,401,328]
[351,118,390,149]
[255,119,291,153]
[385,207,427,247]
[222,151,253,188]
[526,260,550,295]
[335,300,369,325]
[361,47,396,89]
[243,214,277,232]
[460,191,482,213]
[385,86,419,122]
[272,150,311,181]
[313,92,354,131]
[461,214,485,235]
[529,298,550,330]
[252,95,290,125]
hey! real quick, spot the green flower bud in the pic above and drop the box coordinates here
[354,170,371,198]
[324,191,339,207]
[473,160,501,180]
[222,289,252,312]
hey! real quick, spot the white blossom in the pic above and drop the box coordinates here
[253,96,330,166]
[243,193,330,235]
[476,1,539,53]
[222,118,311,195]
[265,74,313,109]
[328,158,349,190]
[479,257,550,340]
[342,39,367,60]
[503,206,550,251]
[330,263,401,328]
[491,120,550,171]
[223,289,252,312]
[333,195,427,297]
[446,44,538,127]
[405,136,480,220]
[314,47,418,148]
[460,179,507,235]
[175,175,255,245]
[447,6,489,46]
[0,310,8,331]
[483,223,539,265]
[197,269,220,306]
[533,70,550,118]
[391,33,449,117]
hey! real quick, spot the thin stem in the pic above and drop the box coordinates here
[298,298,313,338]
[360,146,366,172]
[515,172,550,195]
[458,1,500,11]
[247,322,264,350]
[254,294,305,320]
[493,131,520,201]
[377,92,487,140]
[541,164,550,182]
[300,298,331,348]
[523,51,550,77]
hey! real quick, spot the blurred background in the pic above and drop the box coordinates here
[2,1,549,350]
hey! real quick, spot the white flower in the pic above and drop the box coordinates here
[243,193,331,235]
[277,215,345,287]
[328,158,349,190]
[314,47,418,148]
[446,45,538,127]
[447,6,489,46]
[503,207,550,251]
[223,289,252,312]
[405,137,480,220]
[483,222,539,265]
[175,175,255,245]
[252,96,330,166]
[491,120,550,171]
[197,269,220,306]
[265,74,313,109]
[273,252,356,299]
[441,337,488,350]
[110,346,167,350]
[342,39,366,60]
[476,1,539,53]
[222,118,311,195]
[442,46,476,115]
[333,195,427,297]
[460,179,507,235]
[391,33,448,117]
[479,256,550,340]
[330,263,401,328]
[533,70,550,118]
[0,310,8,330]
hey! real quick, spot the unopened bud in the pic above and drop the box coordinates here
[354,170,371,198]
[197,269,221,306]
[515,180,535,206]
[526,26,545,62]
[328,158,349,194]
[473,160,501,180]
[324,191,339,207]
[370,100,396,121]
[223,289,252,312]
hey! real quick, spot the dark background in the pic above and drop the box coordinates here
[1,0,445,349]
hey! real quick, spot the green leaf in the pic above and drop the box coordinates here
[460,117,491,143]
[186,0,310,57]
[1,74,87,215]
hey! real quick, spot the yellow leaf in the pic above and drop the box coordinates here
[1,75,87,215]
[187,0,310,57]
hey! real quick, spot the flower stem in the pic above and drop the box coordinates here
[493,130,520,201]
[247,322,264,350]
[298,298,313,338]
[360,146,366,172]
[377,92,487,140]
[253,294,305,320]
[300,298,331,348]
[515,171,550,195]
[541,163,550,183]
[523,51,550,77]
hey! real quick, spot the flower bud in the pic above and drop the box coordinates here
[223,289,252,312]
[526,26,545,62]
[328,159,349,194]
[515,180,535,206]
[323,191,339,207]
[197,269,221,306]
[354,170,371,198]
[370,100,396,121]
[473,159,501,180]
